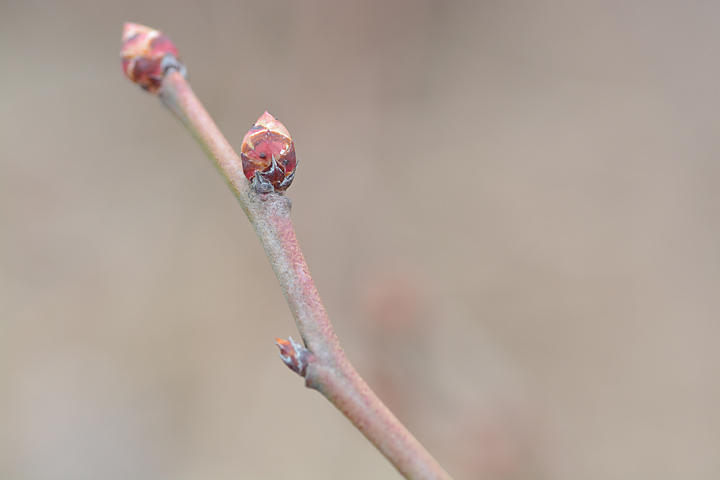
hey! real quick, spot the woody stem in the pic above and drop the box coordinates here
[156,70,452,480]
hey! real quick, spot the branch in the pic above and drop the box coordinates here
[120,23,452,480]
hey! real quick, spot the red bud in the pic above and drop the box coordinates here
[120,22,183,94]
[275,337,312,377]
[241,112,297,193]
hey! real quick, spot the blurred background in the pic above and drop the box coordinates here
[1,1,718,479]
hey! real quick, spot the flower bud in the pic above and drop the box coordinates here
[241,112,297,193]
[120,22,183,94]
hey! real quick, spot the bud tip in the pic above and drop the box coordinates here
[122,22,153,42]
[254,111,291,138]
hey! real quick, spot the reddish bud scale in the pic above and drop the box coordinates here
[241,112,297,193]
[120,22,182,94]
[275,337,313,377]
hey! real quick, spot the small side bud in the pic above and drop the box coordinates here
[120,22,184,94]
[275,336,313,377]
[241,112,298,194]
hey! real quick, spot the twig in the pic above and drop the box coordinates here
[120,23,452,480]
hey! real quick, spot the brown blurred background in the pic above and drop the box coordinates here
[1,1,718,479]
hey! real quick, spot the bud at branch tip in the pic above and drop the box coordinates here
[120,22,185,94]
